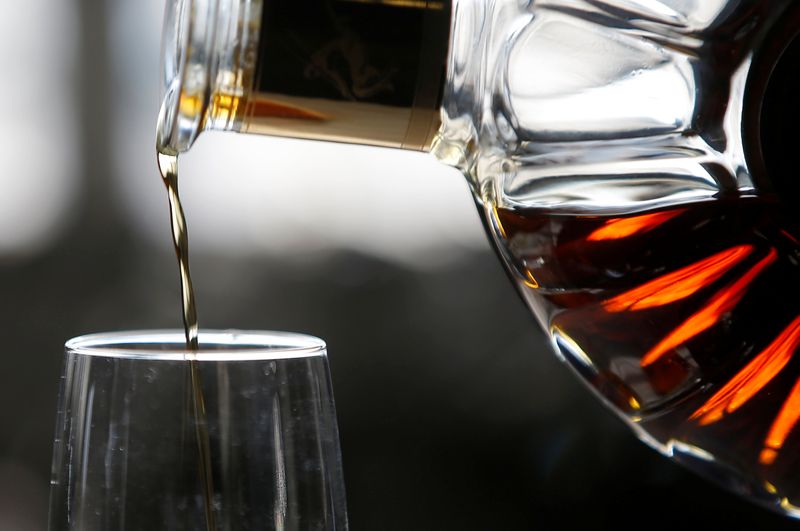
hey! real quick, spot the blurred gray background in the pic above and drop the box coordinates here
[1,0,798,529]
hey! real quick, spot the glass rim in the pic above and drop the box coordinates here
[65,329,327,361]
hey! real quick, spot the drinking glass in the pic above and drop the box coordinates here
[48,330,348,530]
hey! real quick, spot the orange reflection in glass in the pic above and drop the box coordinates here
[641,249,778,368]
[603,245,752,313]
[690,315,800,426]
[251,97,328,121]
[586,209,685,241]
[760,373,800,466]
[523,269,539,289]
[780,229,799,246]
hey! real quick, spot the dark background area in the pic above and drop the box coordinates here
[1,0,799,529]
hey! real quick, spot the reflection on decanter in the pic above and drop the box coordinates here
[486,197,800,512]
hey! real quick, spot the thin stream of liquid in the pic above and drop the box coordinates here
[157,151,198,348]
[157,150,217,531]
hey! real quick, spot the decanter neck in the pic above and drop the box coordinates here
[158,0,454,154]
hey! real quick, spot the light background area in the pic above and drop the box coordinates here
[0,0,79,259]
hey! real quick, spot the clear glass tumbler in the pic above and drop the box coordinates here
[48,330,348,530]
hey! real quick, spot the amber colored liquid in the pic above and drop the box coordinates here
[157,151,216,530]
[489,198,800,506]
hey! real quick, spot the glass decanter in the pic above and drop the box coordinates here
[157,0,800,516]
